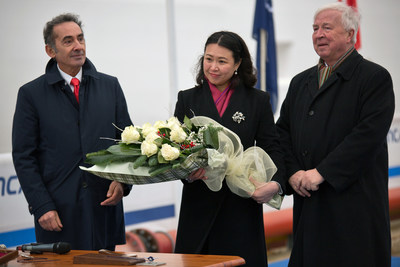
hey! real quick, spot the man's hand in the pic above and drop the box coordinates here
[250,177,279,204]
[289,169,324,197]
[38,210,63,231]
[289,170,311,197]
[101,181,124,206]
[301,169,324,192]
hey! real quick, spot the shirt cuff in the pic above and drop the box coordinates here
[270,181,283,195]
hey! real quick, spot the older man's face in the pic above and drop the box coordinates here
[312,9,353,66]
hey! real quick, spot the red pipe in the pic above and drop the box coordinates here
[263,208,293,239]
[263,187,400,238]
[389,187,400,211]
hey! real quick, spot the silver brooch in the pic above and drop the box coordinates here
[232,112,245,124]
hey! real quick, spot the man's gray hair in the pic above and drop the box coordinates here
[314,2,360,44]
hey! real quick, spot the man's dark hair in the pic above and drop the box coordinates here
[43,13,83,49]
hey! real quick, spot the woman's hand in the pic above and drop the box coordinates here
[186,168,208,182]
[250,177,279,204]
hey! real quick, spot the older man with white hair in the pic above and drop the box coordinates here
[277,2,394,266]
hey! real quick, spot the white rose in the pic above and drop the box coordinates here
[167,117,181,131]
[121,125,140,143]
[170,127,187,143]
[160,144,180,161]
[142,123,157,138]
[153,120,168,129]
[141,140,158,157]
[145,131,161,145]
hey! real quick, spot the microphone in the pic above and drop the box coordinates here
[21,242,71,254]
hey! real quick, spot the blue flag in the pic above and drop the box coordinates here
[252,0,278,114]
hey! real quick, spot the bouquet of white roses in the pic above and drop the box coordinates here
[80,116,283,209]
[80,116,221,184]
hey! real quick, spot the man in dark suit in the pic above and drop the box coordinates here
[12,13,132,250]
[276,3,394,266]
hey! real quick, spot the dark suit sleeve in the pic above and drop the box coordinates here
[173,90,193,185]
[114,79,132,137]
[255,92,287,194]
[12,86,56,218]
[114,79,133,196]
[276,80,303,195]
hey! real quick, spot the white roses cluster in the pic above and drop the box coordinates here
[120,117,188,162]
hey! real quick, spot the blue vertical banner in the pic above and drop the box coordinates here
[252,0,278,114]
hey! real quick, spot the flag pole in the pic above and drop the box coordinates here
[166,0,178,116]
[260,29,267,93]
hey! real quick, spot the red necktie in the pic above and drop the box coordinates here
[70,78,80,103]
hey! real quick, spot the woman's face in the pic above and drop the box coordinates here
[203,43,240,92]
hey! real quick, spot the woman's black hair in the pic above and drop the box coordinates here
[195,31,257,89]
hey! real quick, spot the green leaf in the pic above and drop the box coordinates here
[157,151,168,164]
[85,153,139,165]
[133,154,148,169]
[85,150,113,165]
[188,144,205,154]
[179,154,188,160]
[148,155,158,167]
[161,138,173,145]
[115,156,142,164]
[153,137,163,147]
[86,149,110,158]
[203,126,220,149]
[119,142,142,150]
[135,128,144,140]
[149,164,173,176]
[170,142,181,149]
[107,144,141,156]
[183,116,193,131]
[172,162,181,169]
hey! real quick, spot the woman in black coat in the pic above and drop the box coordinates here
[173,31,286,267]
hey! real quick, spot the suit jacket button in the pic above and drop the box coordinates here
[302,150,308,156]
[308,110,314,116]
[82,182,88,188]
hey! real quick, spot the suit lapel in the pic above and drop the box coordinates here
[306,67,319,98]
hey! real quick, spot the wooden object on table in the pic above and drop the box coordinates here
[6,250,245,267]
[0,249,18,264]
[73,253,146,265]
